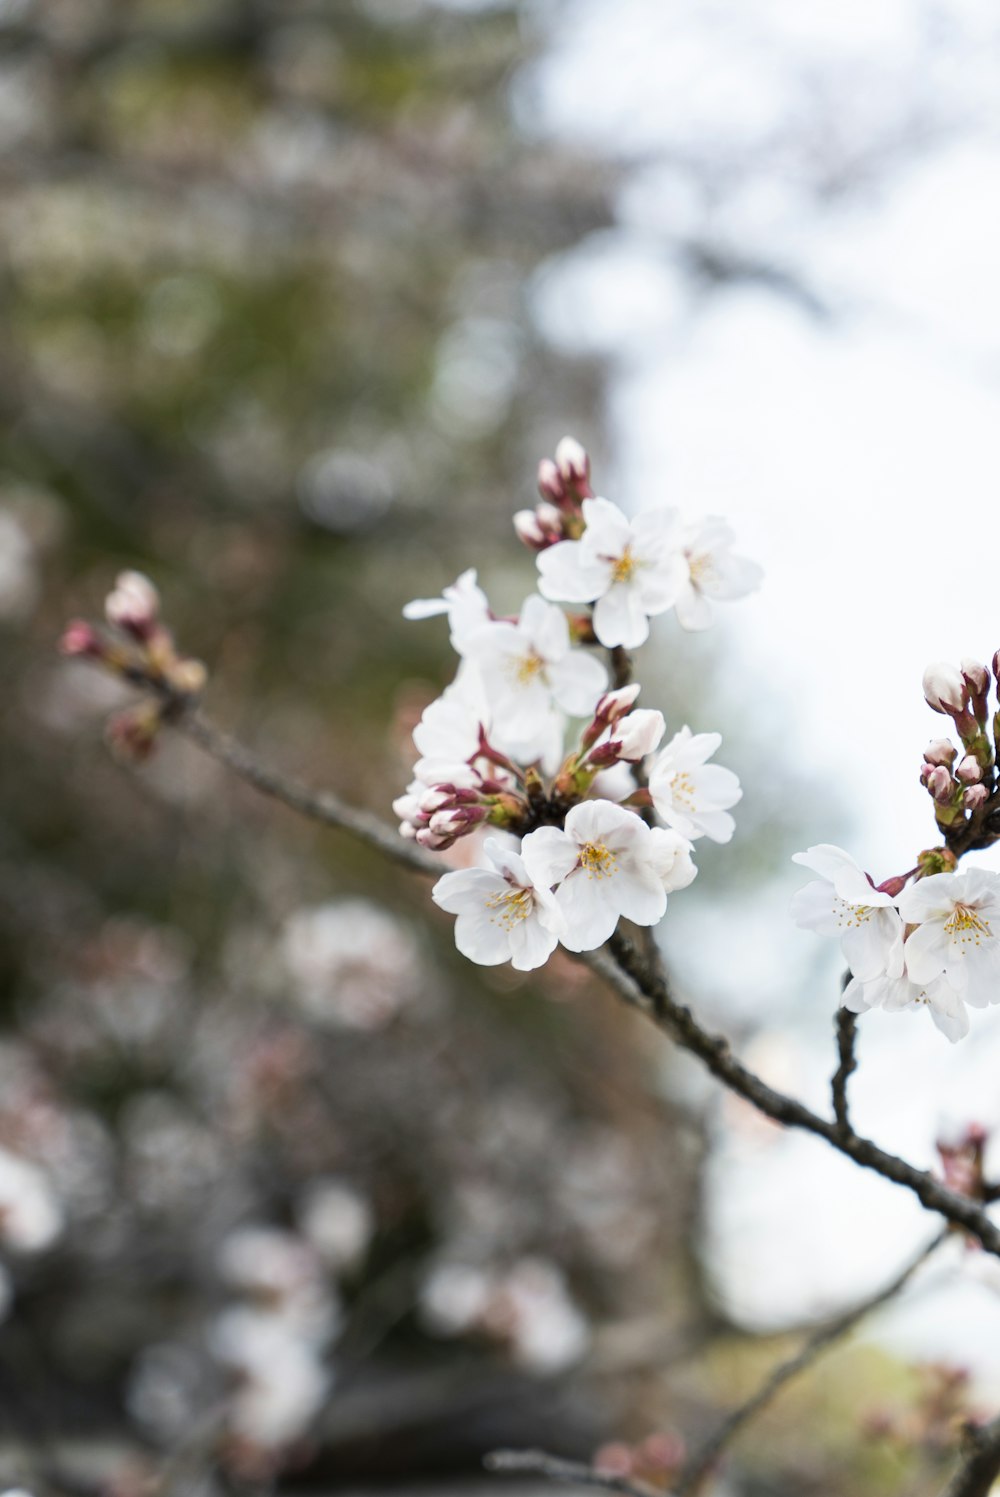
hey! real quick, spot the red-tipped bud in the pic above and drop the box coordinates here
[589,708,665,766]
[554,435,589,486]
[513,509,547,550]
[925,765,954,803]
[964,784,989,810]
[595,684,641,722]
[59,620,104,659]
[923,662,967,714]
[924,739,958,767]
[957,754,984,784]
[537,458,563,506]
[876,873,910,898]
[105,570,160,640]
[993,649,1000,685]
[962,658,990,696]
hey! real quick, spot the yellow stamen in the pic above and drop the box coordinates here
[944,903,992,948]
[486,887,533,930]
[611,547,636,585]
[579,842,618,880]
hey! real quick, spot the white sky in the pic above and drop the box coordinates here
[530,0,1000,1384]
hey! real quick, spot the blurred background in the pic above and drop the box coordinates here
[3,1,1000,1493]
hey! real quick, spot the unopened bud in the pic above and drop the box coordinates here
[957,754,984,784]
[923,662,967,715]
[962,658,990,696]
[168,658,207,697]
[925,765,954,803]
[105,570,160,639]
[106,704,162,764]
[596,684,641,722]
[917,846,958,877]
[513,509,547,550]
[537,458,563,506]
[993,649,1000,685]
[59,620,104,659]
[924,739,958,767]
[609,708,665,763]
[554,435,589,486]
[964,783,989,810]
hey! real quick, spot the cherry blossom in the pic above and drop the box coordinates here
[520,800,669,952]
[897,869,1000,1000]
[647,727,742,843]
[431,838,565,970]
[673,517,762,631]
[536,498,687,649]
[403,568,490,650]
[843,967,971,1044]
[790,844,903,983]
[463,594,607,741]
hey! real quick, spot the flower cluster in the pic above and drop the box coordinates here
[397,437,755,970]
[60,572,207,762]
[792,652,1000,1042]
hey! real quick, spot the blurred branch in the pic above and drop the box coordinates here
[674,1226,949,1495]
[177,708,441,876]
[940,1414,1000,1497]
[485,1448,659,1497]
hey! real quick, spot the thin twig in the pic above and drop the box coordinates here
[673,1226,949,1495]
[177,709,441,877]
[832,1005,858,1134]
[484,1449,659,1497]
[158,708,1000,1254]
[939,1414,1000,1497]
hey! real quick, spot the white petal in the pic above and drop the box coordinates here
[613,869,667,928]
[927,986,970,1043]
[508,915,559,971]
[555,870,621,952]
[897,873,960,924]
[593,586,649,648]
[537,541,607,603]
[453,908,515,966]
[432,869,503,916]
[579,497,632,556]
[403,597,450,620]
[842,975,875,1013]
[673,580,714,631]
[564,798,645,849]
[520,827,580,889]
[790,881,850,937]
[901,921,950,985]
[691,808,736,844]
[548,649,609,717]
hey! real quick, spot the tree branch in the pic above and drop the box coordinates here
[176,709,441,877]
[674,1226,949,1495]
[484,1449,659,1497]
[156,705,1000,1253]
[832,1005,858,1135]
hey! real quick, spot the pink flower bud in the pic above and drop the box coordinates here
[595,684,641,723]
[59,620,103,658]
[105,570,160,639]
[513,510,547,550]
[611,708,665,762]
[964,783,989,810]
[957,754,984,784]
[554,436,589,485]
[993,649,1000,686]
[925,765,954,803]
[923,739,958,767]
[106,705,161,763]
[922,662,967,714]
[962,658,990,696]
[537,458,563,505]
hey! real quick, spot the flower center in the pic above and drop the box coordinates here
[511,649,547,687]
[578,841,618,880]
[610,546,637,585]
[943,903,992,946]
[688,551,714,587]
[486,887,533,929]
[670,771,697,810]
[833,899,874,929]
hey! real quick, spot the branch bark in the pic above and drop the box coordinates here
[939,1415,1000,1497]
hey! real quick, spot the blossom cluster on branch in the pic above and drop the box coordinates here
[394,438,756,970]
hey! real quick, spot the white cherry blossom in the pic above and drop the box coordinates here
[536,498,687,649]
[464,594,607,741]
[648,827,698,893]
[403,568,490,650]
[647,727,742,843]
[432,839,565,970]
[790,844,902,983]
[897,869,1000,1000]
[521,800,668,952]
[673,517,762,631]
[844,967,971,1044]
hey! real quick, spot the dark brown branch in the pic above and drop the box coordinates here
[583,943,1000,1254]
[832,1005,858,1134]
[940,1414,1000,1497]
[674,1226,949,1495]
[176,709,442,878]
[159,708,1000,1253]
[485,1449,659,1497]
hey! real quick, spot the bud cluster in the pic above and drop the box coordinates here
[59,571,207,762]
[394,769,529,852]
[552,684,665,800]
[920,656,998,831]
[513,436,593,553]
